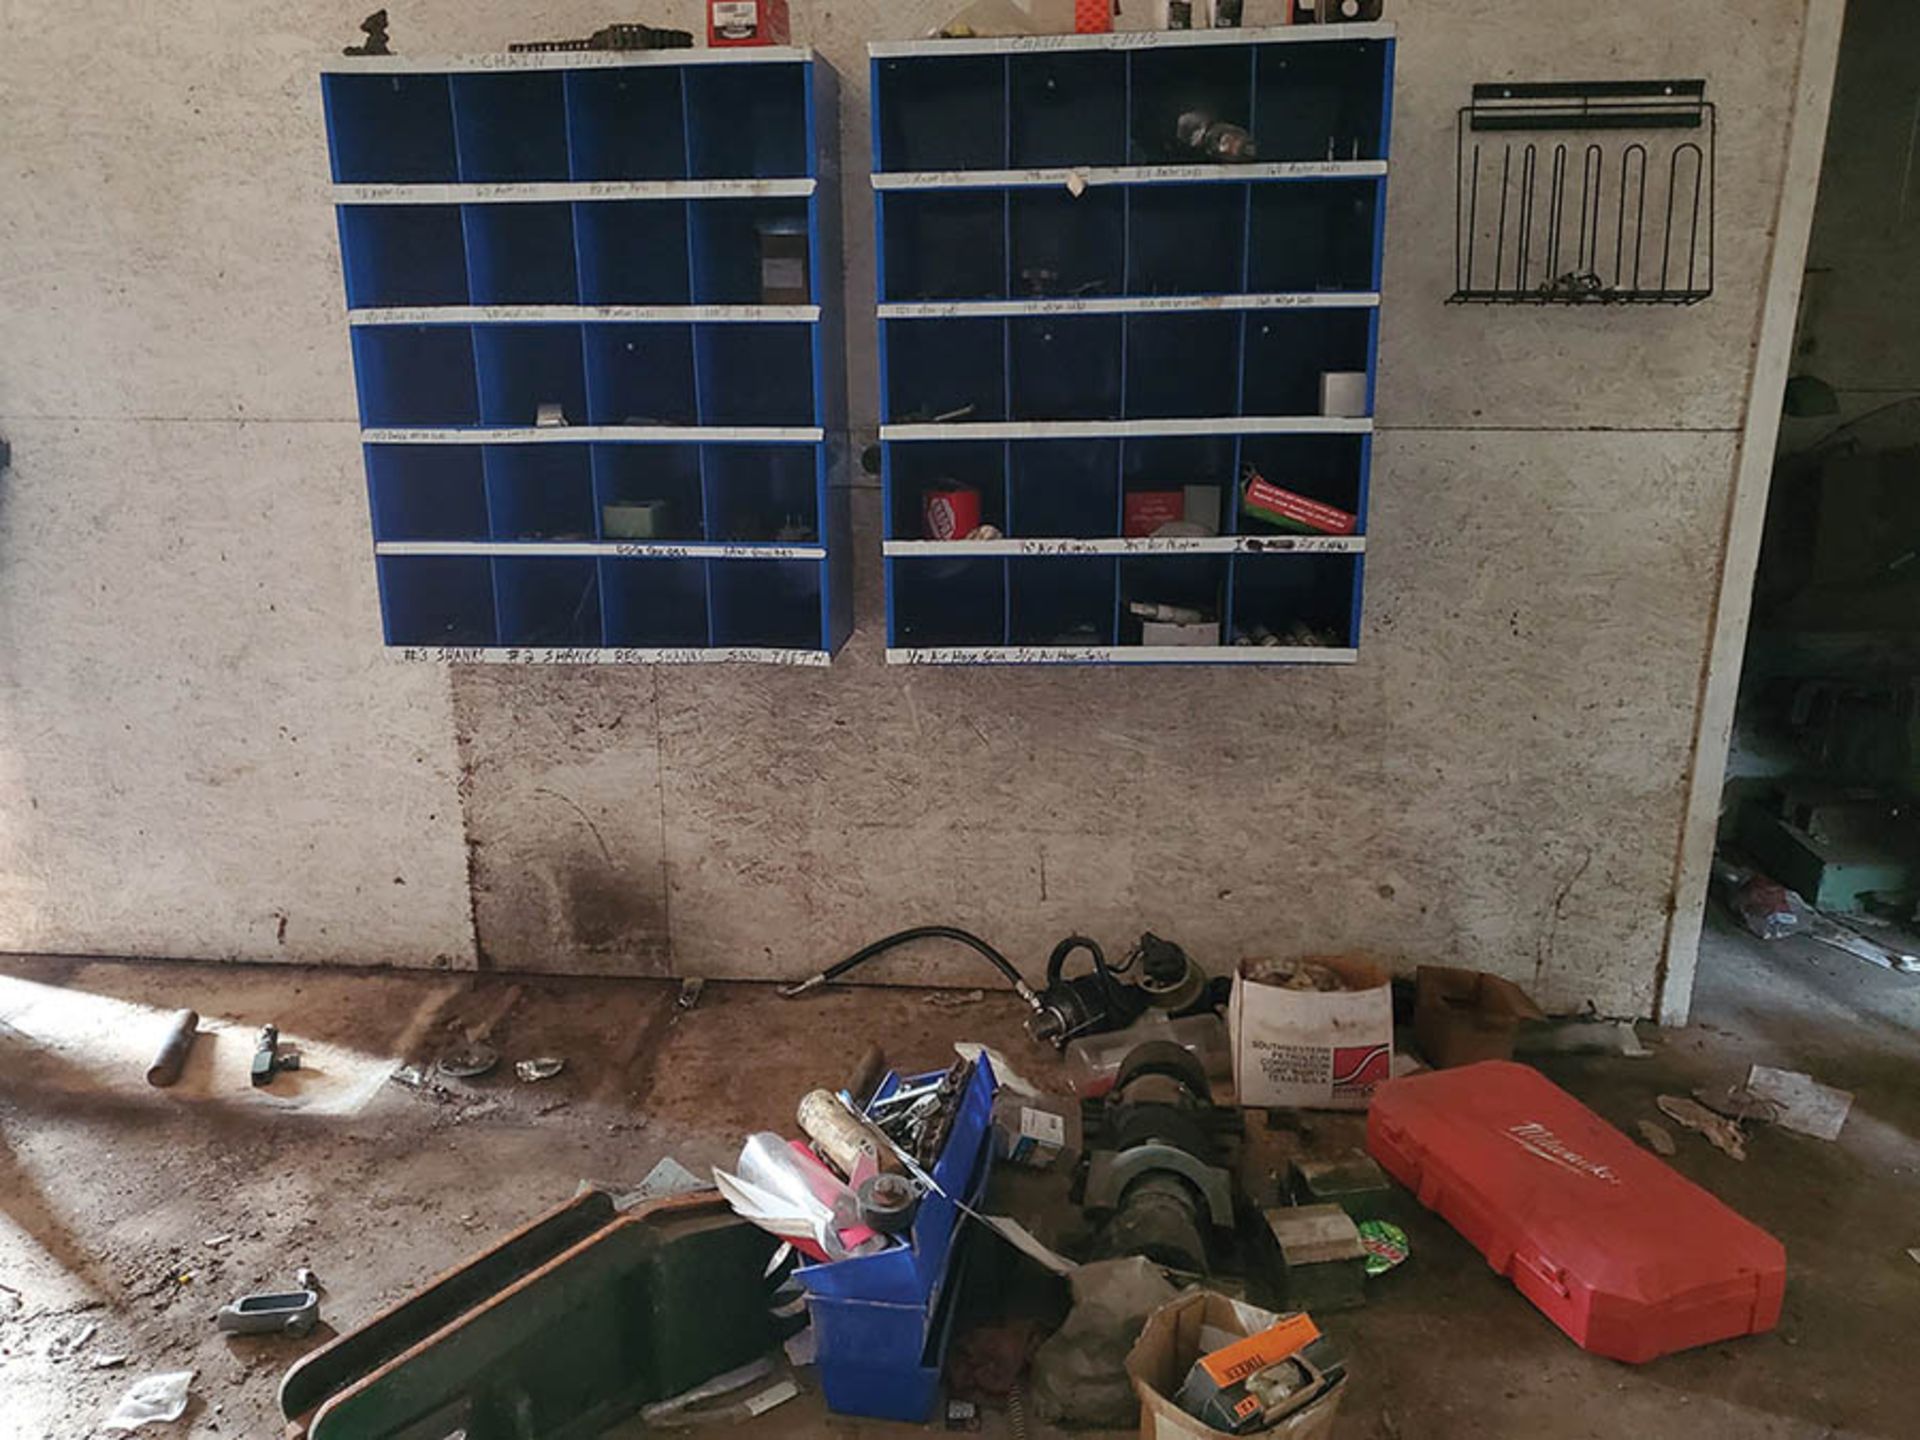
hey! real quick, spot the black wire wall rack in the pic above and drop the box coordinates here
[1452,79,1715,306]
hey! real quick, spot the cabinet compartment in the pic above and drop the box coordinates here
[706,445,819,543]
[451,73,570,183]
[892,556,1006,647]
[1119,554,1228,645]
[1008,440,1120,539]
[1241,310,1371,417]
[1128,45,1254,165]
[875,56,1007,172]
[1237,434,1368,527]
[495,556,603,646]
[592,443,705,541]
[1127,185,1248,296]
[325,74,459,184]
[1010,51,1127,169]
[338,206,470,309]
[880,192,1007,303]
[696,325,816,427]
[366,445,490,542]
[565,68,688,180]
[1123,435,1239,529]
[888,441,1006,541]
[1247,183,1382,292]
[710,560,823,648]
[885,316,1005,424]
[484,446,596,541]
[575,201,692,306]
[463,204,579,305]
[378,555,497,646]
[1253,40,1389,163]
[1231,552,1359,648]
[601,558,710,647]
[691,198,814,304]
[583,324,698,426]
[473,324,587,428]
[1010,189,1124,299]
[352,326,478,428]
[1125,313,1241,420]
[686,63,810,178]
[1009,315,1122,422]
[1010,557,1116,646]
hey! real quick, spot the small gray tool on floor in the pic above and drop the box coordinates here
[217,1287,320,1337]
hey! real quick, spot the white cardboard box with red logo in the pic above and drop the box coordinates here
[1228,955,1393,1111]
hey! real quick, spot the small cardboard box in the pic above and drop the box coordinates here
[1413,965,1546,1068]
[1228,955,1392,1111]
[1126,1290,1345,1440]
[991,1092,1083,1169]
[709,0,790,46]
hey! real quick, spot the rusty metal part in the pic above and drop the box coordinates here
[146,1009,199,1088]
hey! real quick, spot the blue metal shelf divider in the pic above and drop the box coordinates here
[870,24,1394,666]
[324,49,849,665]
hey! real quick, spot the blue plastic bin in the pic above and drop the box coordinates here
[803,1057,997,1419]
[817,1225,975,1423]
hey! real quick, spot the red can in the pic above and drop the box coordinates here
[923,487,982,541]
[709,0,790,47]
[1076,0,1115,32]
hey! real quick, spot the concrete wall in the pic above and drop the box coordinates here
[1778,0,1920,457]
[0,1,1815,1015]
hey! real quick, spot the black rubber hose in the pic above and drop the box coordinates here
[780,925,1037,1005]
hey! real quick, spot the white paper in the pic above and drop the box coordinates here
[955,1041,1040,1097]
[979,1214,1078,1276]
[105,1372,194,1432]
[1746,1065,1853,1141]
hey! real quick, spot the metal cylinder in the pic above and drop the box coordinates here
[146,1009,200,1088]
[797,1089,901,1178]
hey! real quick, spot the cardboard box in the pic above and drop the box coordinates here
[991,1092,1082,1169]
[1125,490,1186,537]
[1240,474,1357,537]
[709,0,789,46]
[1413,966,1546,1068]
[1126,1290,1345,1440]
[1228,955,1392,1111]
[1317,371,1368,417]
[1141,620,1217,647]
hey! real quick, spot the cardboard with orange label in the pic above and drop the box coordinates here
[1126,1290,1346,1440]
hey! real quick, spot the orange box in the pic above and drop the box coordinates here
[1195,1314,1320,1389]
[709,0,790,46]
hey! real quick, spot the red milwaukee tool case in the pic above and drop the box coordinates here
[1368,1061,1785,1363]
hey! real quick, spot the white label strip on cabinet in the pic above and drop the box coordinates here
[869,24,1392,59]
[872,161,1384,191]
[350,304,820,326]
[335,178,815,205]
[880,417,1370,441]
[325,47,815,74]
[885,646,1358,667]
[362,426,824,445]
[377,541,826,561]
[883,536,1364,558]
[389,646,833,667]
[879,293,1378,320]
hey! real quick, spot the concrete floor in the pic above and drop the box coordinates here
[2,918,1916,1439]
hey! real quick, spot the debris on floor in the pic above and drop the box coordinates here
[1745,1065,1854,1141]
[515,1056,566,1082]
[1031,1257,1182,1428]
[1657,1094,1750,1160]
[104,1370,194,1433]
[1635,1119,1679,1156]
